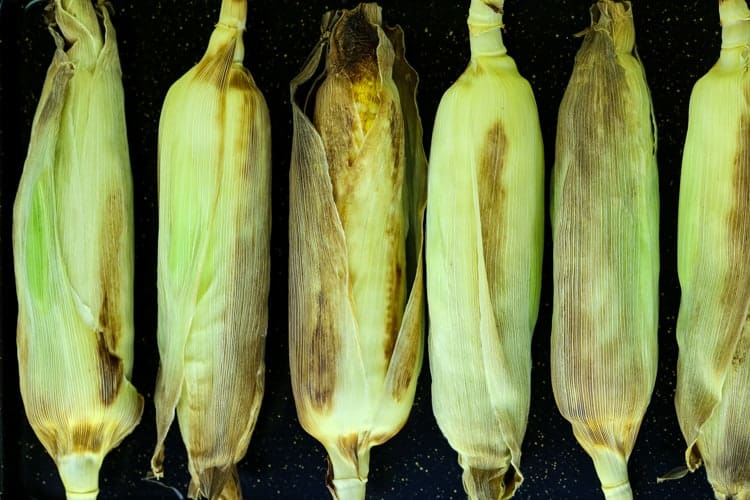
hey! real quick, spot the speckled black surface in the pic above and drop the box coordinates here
[0,0,726,498]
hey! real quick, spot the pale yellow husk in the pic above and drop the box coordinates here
[150,0,271,498]
[13,1,143,498]
[288,4,426,499]
[550,2,659,499]
[426,1,544,499]
[674,1,750,498]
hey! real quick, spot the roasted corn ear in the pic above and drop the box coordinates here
[150,0,271,498]
[426,0,544,498]
[288,4,427,499]
[550,2,659,498]
[674,1,750,498]
[13,0,143,498]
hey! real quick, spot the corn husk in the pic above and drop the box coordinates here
[426,1,544,498]
[674,1,750,498]
[550,2,659,498]
[12,1,143,498]
[150,0,271,498]
[288,4,426,499]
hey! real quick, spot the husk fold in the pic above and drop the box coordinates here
[675,1,750,498]
[150,0,271,498]
[550,2,659,499]
[288,4,426,499]
[426,0,544,499]
[13,0,143,498]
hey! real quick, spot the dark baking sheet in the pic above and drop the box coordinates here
[0,0,723,498]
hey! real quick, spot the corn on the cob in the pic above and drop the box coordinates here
[150,0,271,498]
[426,1,544,498]
[288,4,426,499]
[12,1,143,498]
[674,1,750,498]
[550,1,659,498]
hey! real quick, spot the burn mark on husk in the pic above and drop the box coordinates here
[97,191,126,405]
[71,423,104,453]
[381,100,406,363]
[479,122,508,305]
[338,433,360,465]
[309,291,337,411]
[96,328,123,405]
[331,7,380,83]
[719,84,750,368]
[195,37,236,89]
